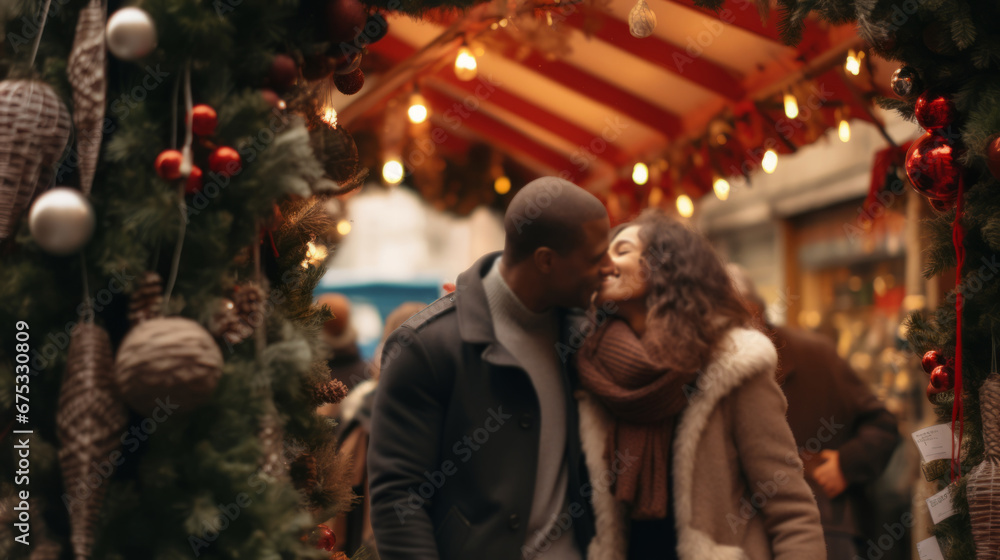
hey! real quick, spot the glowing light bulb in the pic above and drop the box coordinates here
[382,160,404,184]
[336,220,352,235]
[321,106,338,127]
[454,46,478,81]
[762,149,778,174]
[783,92,799,119]
[407,93,428,124]
[838,119,851,143]
[845,50,861,76]
[676,194,694,217]
[632,162,649,185]
[494,175,511,195]
[713,177,730,201]
[302,241,328,268]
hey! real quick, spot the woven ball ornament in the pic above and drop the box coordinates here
[57,323,127,560]
[0,80,72,239]
[905,132,961,201]
[334,69,364,95]
[114,317,223,416]
[967,373,1000,560]
[28,187,95,256]
[105,7,157,61]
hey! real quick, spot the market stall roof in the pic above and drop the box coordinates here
[337,0,876,195]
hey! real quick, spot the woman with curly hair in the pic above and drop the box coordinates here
[575,209,825,560]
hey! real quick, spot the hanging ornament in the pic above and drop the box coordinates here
[324,0,368,43]
[333,68,365,95]
[905,132,962,201]
[208,146,242,176]
[986,136,1000,181]
[267,54,298,93]
[191,104,218,136]
[114,317,223,416]
[915,92,957,131]
[968,371,1000,560]
[922,350,947,373]
[67,0,107,196]
[922,21,960,56]
[306,524,337,551]
[28,187,95,256]
[105,7,157,61]
[185,165,203,194]
[0,80,73,239]
[57,323,128,560]
[628,0,657,38]
[890,66,920,98]
[155,149,184,180]
[930,364,956,390]
[128,271,164,326]
[309,124,358,184]
[334,51,363,76]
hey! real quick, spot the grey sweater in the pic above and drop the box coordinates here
[483,259,581,560]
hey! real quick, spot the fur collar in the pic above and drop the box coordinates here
[577,327,777,560]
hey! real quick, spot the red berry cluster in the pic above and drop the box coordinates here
[153,104,242,194]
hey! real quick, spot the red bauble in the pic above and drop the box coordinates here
[930,364,955,390]
[191,104,218,136]
[324,0,368,44]
[334,68,364,95]
[987,136,1000,180]
[209,146,242,177]
[185,165,203,194]
[921,350,946,373]
[267,54,298,93]
[905,132,961,201]
[261,89,285,110]
[155,150,184,180]
[914,93,956,131]
[306,524,337,551]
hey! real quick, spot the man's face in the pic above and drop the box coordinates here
[546,218,612,309]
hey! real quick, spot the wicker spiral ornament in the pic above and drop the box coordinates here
[127,271,163,326]
[114,317,223,416]
[628,0,657,38]
[57,323,127,560]
[0,80,72,238]
[67,0,107,195]
[968,372,1000,560]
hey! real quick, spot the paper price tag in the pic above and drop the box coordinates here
[917,536,945,560]
[926,485,958,525]
[912,424,959,463]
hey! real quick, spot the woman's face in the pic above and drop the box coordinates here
[595,225,648,306]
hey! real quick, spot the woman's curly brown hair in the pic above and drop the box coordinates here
[621,209,750,371]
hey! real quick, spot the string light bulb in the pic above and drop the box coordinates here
[407,92,428,124]
[320,106,338,127]
[632,163,649,185]
[454,45,478,81]
[783,92,799,119]
[676,194,694,218]
[762,149,778,174]
[838,119,851,143]
[494,175,511,195]
[302,241,328,269]
[713,177,730,201]
[336,220,352,236]
[845,49,861,76]
[382,159,404,184]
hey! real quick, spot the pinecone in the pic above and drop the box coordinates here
[128,271,163,326]
[310,379,349,407]
[211,299,253,345]
[234,281,267,328]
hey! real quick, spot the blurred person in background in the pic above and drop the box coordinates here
[317,293,370,393]
[330,301,428,559]
[727,264,901,560]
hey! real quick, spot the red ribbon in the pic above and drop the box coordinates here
[951,175,966,481]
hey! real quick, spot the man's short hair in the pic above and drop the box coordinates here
[503,177,607,263]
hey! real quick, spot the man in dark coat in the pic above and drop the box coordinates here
[728,265,901,560]
[368,177,613,560]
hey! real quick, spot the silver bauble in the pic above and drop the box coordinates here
[28,187,95,255]
[105,8,157,61]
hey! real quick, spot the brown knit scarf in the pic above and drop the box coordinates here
[577,318,698,520]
